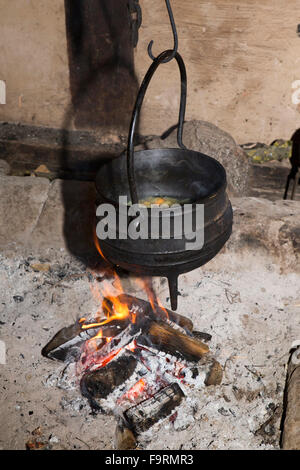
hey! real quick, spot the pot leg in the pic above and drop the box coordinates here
[291,171,299,200]
[283,173,291,199]
[168,274,179,311]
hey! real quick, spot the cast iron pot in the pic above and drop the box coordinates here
[96,50,233,310]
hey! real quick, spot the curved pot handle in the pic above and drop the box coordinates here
[127,49,187,204]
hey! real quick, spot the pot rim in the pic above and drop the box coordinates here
[95,147,227,207]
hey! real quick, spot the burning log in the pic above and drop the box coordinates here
[41,322,100,362]
[115,294,193,332]
[42,322,82,358]
[42,291,204,363]
[124,383,184,434]
[42,319,129,361]
[140,320,209,363]
[80,354,138,403]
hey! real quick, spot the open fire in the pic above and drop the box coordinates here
[42,239,222,449]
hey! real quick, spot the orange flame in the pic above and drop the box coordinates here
[79,228,170,376]
[81,294,135,332]
[135,278,169,321]
[93,228,109,263]
[83,234,132,332]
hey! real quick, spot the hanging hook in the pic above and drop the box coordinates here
[147,0,178,63]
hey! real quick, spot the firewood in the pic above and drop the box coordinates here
[114,423,137,450]
[80,354,138,403]
[42,319,129,361]
[42,322,82,358]
[192,330,212,343]
[124,383,184,434]
[141,320,209,362]
[281,348,300,450]
[115,294,194,331]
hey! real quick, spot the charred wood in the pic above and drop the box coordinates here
[124,383,184,434]
[80,354,138,403]
[42,319,129,361]
[192,330,212,343]
[42,322,82,358]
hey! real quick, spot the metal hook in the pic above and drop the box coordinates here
[147,0,178,63]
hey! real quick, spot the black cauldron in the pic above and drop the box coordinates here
[96,51,232,310]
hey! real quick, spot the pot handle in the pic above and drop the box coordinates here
[127,49,187,204]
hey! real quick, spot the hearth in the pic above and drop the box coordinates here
[42,0,230,449]
[42,274,222,449]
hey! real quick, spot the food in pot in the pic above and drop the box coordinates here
[137,196,187,207]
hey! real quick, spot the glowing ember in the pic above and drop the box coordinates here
[126,340,137,353]
[121,378,147,403]
[79,346,123,374]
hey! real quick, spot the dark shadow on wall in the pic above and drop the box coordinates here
[283,129,300,200]
[61,0,139,267]
[64,0,138,133]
